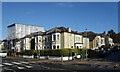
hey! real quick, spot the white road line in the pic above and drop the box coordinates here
[98,66,103,68]
[25,66,33,68]
[41,65,50,69]
[29,62,36,63]
[20,61,29,64]
[3,63,13,66]
[12,62,21,65]
[0,64,3,66]
[94,62,100,64]
[17,67,25,69]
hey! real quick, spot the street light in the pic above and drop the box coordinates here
[37,32,41,60]
[85,28,88,59]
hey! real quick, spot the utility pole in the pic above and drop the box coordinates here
[85,28,88,59]
[37,32,41,60]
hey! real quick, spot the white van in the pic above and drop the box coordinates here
[0,50,7,58]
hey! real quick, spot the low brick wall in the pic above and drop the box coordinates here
[22,55,81,61]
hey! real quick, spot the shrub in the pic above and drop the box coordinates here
[19,48,87,56]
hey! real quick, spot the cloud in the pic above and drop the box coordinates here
[56,3,74,8]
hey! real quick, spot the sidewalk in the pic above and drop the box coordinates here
[6,56,120,68]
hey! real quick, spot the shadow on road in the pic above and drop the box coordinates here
[102,51,120,62]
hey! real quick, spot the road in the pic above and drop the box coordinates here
[0,51,120,72]
[102,51,120,62]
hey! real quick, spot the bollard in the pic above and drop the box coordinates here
[47,55,49,59]
[61,55,63,63]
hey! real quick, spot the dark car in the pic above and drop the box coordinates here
[112,47,119,52]
[105,49,112,55]
[97,50,107,57]
[118,46,120,51]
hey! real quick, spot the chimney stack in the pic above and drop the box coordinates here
[67,28,71,32]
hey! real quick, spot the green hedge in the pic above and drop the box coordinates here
[17,48,87,56]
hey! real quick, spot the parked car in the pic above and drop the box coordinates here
[105,49,112,55]
[97,50,106,57]
[118,46,120,51]
[97,49,110,57]
[0,50,7,58]
[112,47,119,52]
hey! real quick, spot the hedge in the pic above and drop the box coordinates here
[17,48,87,56]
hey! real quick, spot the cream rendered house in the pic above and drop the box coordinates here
[16,27,89,51]
[83,37,89,49]
[44,27,84,49]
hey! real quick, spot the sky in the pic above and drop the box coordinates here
[2,2,118,40]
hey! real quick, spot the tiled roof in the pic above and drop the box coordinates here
[81,31,106,41]
[80,31,96,41]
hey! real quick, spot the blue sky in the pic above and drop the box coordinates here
[2,2,118,40]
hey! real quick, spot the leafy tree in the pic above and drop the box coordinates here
[107,29,120,43]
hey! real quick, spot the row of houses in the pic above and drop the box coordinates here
[81,31,114,50]
[6,27,89,52]
[0,24,114,52]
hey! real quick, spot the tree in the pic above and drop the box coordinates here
[107,30,118,43]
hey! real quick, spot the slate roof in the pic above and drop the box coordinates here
[81,31,106,41]
[22,31,44,39]
[45,27,81,35]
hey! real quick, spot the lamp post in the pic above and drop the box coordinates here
[85,28,88,59]
[37,32,41,60]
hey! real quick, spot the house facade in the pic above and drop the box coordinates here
[44,27,84,49]
[81,31,114,50]
[83,37,89,49]
[105,36,114,47]
[6,26,115,52]
[13,27,90,52]
[93,35,105,49]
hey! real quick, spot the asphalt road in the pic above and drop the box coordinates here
[102,51,120,62]
[0,51,120,72]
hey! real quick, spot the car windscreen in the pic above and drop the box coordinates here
[2,51,6,53]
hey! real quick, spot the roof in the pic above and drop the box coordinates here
[80,31,96,41]
[45,27,81,35]
[7,23,44,28]
[7,24,15,27]
[22,31,44,39]
[81,31,106,41]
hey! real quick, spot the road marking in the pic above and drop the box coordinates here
[41,65,50,69]
[20,61,29,64]
[0,64,3,66]
[98,66,104,68]
[106,66,112,68]
[30,62,36,63]
[98,58,103,61]
[25,66,33,68]
[12,62,21,65]
[3,63,13,66]
[94,62,100,64]
[75,65,79,66]
[17,67,25,69]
